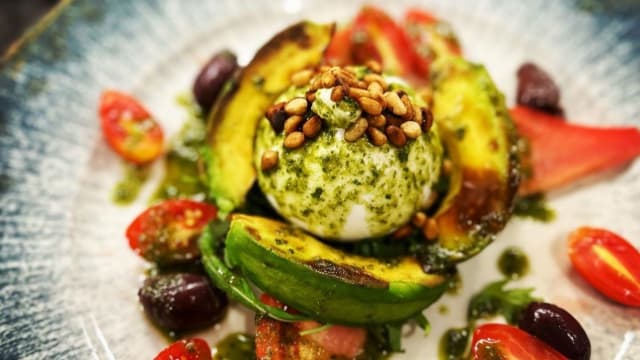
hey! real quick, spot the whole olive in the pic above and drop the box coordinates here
[518,302,590,360]
[193,50,239,111]
[138,272,228,332]
[516,62,563,115]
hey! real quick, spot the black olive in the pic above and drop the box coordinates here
[518,302,590,360]
[192,50,239,111]
[138,273,228,332]
[516,62,563,115]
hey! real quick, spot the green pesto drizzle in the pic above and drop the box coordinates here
[497,246,529,279]
[212,333,255,360]
[111,163,151,205]
[513,193,555,222]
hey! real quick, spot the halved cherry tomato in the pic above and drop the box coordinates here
[568,227,640,307]
[351,6,421,77]
[324,24,355,67]
[403,7,462,66]
[511,106,640,195]
[99,90,164,164]
[154,338,212,360]
[255,294,366,360]
[471,323,568,360]
[126,200,217,265]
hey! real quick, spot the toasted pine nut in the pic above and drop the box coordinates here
[413,104,423,124]
[358,97,383,115]
[302,115,322,138]
[284,131,305,149]
[422,108,434,132]
[367,114,386,128]
[344,118,368,142]
[367,127,388,146]
[412,212,427,228]
[423,218,439,241]
[366,59,382,74]
[391,225,413,240]
[363,73,388,90]
[261,150,279,171]
[330,86,344,102]
[321,71,336,88]
[347,87,370,99]
[384,91,407,116]
[284,115,303,134]
[305,90,316,103]
[284,97,308,115]
[291,69,314,86]
[265,102,287,132]
[400,95,414,121]
[367,81,384,100]
[401,121,422,139]
[386,125,407,147]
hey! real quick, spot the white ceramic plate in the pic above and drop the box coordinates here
[1,0,640,358]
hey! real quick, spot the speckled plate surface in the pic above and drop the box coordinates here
[1,0,640,358]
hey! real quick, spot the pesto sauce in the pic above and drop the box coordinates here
[513,193,555,222]
[151,94,208,202]
[438,327,470,360]
[497,247,529,279]
[212,333,255,360]
[446,271,462,295]
[111,163,151,205]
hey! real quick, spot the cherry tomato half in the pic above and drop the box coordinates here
[99,90,164,164]
[126,200,217,265]
[568,227,640,307]
[154,338,212,360]
[471,323,568,360]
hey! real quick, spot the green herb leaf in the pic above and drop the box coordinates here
[467,279,539,324]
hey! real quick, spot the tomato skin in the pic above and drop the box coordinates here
[511,106,640,195]
[568,227,640,307]
[126,200,217,265]
[403,7,462,65]
[471,324,568,360]
[99,90,164,164]
[154,338,212,360]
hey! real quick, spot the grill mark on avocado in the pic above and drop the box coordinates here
[253,22,315,61]
[305,259,388,288]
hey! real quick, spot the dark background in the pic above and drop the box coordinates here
[0,0,59,54]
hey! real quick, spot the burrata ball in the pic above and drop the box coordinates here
[254,71,443,241]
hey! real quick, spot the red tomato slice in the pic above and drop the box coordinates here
[403,7,462,66]
[255,294,366,360]
[511,106,640,195]
[471,324,568,360]
[324,24,355,67]
[99,90,164,164]
[154,338,212,360]
[568,227,640,306]
[126,200,217,265]
[351,6,420,77]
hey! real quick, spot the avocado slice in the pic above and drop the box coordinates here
[225,214,448,325]
[429,57,520,265]
[205,22,334,213]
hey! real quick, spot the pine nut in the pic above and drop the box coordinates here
[284,97,308,115]
[367,114,386,128]
[261,150,279,171]
[422,108,434,132]
[401,121,422,139]
[366,59,382,74]
[400,95,414,121]
[291,69,314,86]
[265,102,286,132]
[358,97,383,115]
[284,115,303,134]
[347,87,370,99]
[306,89,316,103]
[321,71,336,88]
[302,115,322,138]
[384,91,407,116]
[367,81,384,100]
[284,131,305,149]
[412,212,427,228]
[367,127,388,146]
[423,218,439,241]
[364,73,388,89]
[386,125,407,147]
[413,104,423,124]
[330,86,344,102]
[344,118,368,142]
